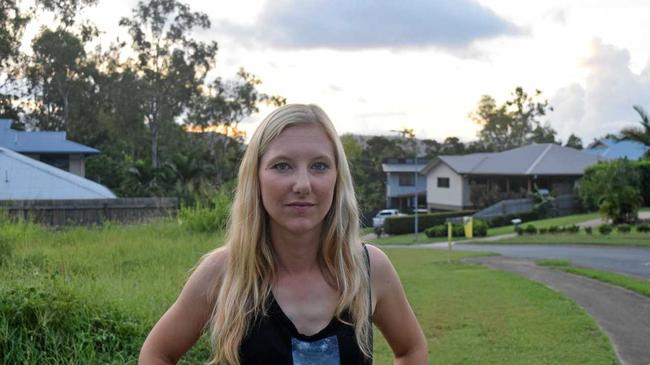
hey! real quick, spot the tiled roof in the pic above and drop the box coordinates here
[583,139,649,160]
[422,144,607,176]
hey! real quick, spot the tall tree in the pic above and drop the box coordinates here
[0,0,31,120]
[471,87,555,151]
[529,122,558,144]
[186,68,285,132]
[564,134,583,150]
[27,28,91,131]
[120,0,218,168]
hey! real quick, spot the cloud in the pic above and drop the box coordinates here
[217,0,523,51]
[550,39,650,143]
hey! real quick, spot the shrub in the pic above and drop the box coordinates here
[524,224,538,235]
[579,159,642,224]
[637,223,650,233]
[585,226,593,235]
[548,225,559,234]
[383,210,475,235]
[566,225,580,234]
[539,227,548,234]
[425,225,448,238]
[598,224,613,235]
[452,224,466,237]
[515,226,524,235]
[473,219,488,237]
[617,224,631,234]
[0,284,144,363]
[179,190,231,233]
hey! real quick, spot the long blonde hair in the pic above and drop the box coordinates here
[207,104,371,364]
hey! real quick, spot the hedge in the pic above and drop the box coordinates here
[383,210,475,235]
[424,219,488,238]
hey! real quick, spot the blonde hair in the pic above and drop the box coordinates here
[207,104,371,364]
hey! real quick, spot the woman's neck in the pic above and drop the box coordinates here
[270,226,322,276]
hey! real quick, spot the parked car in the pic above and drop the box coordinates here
[373,209,403,228]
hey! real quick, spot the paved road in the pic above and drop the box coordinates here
[467,256,650,365]
[441,243,650,279]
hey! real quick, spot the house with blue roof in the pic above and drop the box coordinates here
[583,138,649,160]
[0,119,98,177]
[381,158,428,212]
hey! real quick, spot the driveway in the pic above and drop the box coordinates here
[445,243,650,279]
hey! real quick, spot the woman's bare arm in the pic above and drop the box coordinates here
[367,245,428,365]
[139,249,227,364]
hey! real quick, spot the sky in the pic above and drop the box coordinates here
[28,0,650,144]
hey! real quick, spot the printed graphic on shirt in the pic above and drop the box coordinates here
[291,336,340,365]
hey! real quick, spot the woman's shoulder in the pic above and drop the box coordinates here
[363,243,392,274]
[187,246,230,303]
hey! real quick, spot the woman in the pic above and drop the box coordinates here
[139,104,427,364]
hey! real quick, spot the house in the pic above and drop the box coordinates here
[0,119,99,177]
[583,138,649,160]
[0,146,115,200]
[421,144,607,211]
[381,158,428,212]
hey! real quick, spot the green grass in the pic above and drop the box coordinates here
[0,220,618,364]
[372,249,616,364]
[536,259,650,297]
[493,231,650,247]
[487,212,601,236]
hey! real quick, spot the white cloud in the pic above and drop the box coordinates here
[217,0,523,51]
[550,39,650,143]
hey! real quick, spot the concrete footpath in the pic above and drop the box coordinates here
[466,256,650,365]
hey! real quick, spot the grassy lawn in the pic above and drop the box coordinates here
[536,259,650,297]
[0,220,617,364]
[492,231,650,247]
[370,212,602,245]
[487,212,601,236]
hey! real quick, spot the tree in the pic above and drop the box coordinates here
[186,68,285,132]
[529,123,558,144]
[26,28,90,131]
[120,0,218,168]
[0,0,31,120]
[620,105,650,151]
[578,160,642,224]
[565,134,583,150]
[471,87,555,151]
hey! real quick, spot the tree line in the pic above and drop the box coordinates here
[0,0,284,205]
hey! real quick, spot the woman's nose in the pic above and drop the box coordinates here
[292,168,311,195]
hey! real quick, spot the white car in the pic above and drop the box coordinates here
[372,209,402,228]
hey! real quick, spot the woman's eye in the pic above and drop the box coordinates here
[271,162,291,171]
[312,162,329,171]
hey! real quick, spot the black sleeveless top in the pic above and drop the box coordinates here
[239,246,373,365]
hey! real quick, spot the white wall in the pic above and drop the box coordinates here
[425,163,464,210]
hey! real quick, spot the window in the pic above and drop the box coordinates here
[398,173,415,186]
[437,177,450,188]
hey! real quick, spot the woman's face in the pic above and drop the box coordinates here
[258,123,337,237]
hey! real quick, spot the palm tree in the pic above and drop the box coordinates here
[621,105,650,147]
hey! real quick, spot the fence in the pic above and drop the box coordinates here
[0,198,178,226]
[473,194,581,221]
